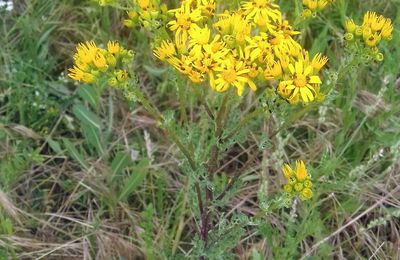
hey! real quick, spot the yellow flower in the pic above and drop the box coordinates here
[364,33,381,47]
[344,19,356,33]
[68,66,84,81]
[74,41,98,64]
[189,25,211,46]
[107,41,120,54]
[344,11,392,53]
[188,25,212,56]
[241,0,282,23]
[361,11,393,43]
[317,0,328,10]
[188,70,205,83]
[214,59,257,96]
[168,55,195,75]
[311,53,328,72]
[197,0,216,16]
[153,41,176,61]
[303,0,317,11]
[279,59,322,103]
[264,61,282,80]
[295,160,308,181]
[253,12,276,32]
[282,163,294,179]
[277,20,301,38]
[93,51,108,69]
[152,0,329,98]
[193,43,229,85]
[68,41,132,85]
[214,12,252,46]
[137,0,155,11]
[281,160,313,200]
[381,19,393,39]
[168,1,203,49]
[68,66,95,83]
[303,0,332,11]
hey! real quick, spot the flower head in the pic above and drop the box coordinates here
[214,59,256,96]
[241,0,281,23]
[151,0,328,100]
[68,41,132,86]
[153,41,176,61]
[107,41,121,54]
[281,160,313,200]
[278,56,323,104]
[168,0,203,49]
[345,11,393,52]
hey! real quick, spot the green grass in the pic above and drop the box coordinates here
[1,0,400,259]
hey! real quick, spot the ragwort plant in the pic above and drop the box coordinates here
[66,0,394,258]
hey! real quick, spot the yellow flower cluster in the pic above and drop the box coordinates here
[123,0,168,30]
[282,160,313,200]
[68,41,133,86]
[302,0,336,18]
[345,11,393,51]
[153,0,328,103]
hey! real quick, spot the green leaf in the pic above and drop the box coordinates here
[47,138,62,154]
[118,159,149,201]
[251,248,263,260]
[73,104,102,131]
[143,65,167,77]
[81,122,105,155]
[77,85,99,109]
[63,139,90,171]
[110,152,132,182]
[310,26,329,56]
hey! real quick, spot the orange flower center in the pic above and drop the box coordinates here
[222,69,237,83]
[294,74,307,88]
[177,15,191,30]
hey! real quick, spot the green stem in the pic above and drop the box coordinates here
[177,79,188,123]
[122,82,205,239]
[201,94,231,249]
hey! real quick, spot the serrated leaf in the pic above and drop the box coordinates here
[77,85,98,109]
[73,104,102,130]
[81,122,104,155]
[63,139,90,171]
[110,152,132,181]
[119,159,149,201]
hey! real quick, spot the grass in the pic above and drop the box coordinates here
[0,0,400,259]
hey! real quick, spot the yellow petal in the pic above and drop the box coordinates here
[309,76,322,84]
[295,160,308,181]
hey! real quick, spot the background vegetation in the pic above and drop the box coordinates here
[0,0,399,259]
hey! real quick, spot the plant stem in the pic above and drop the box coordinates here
[125,83,209,243]
[200,94,231,249]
